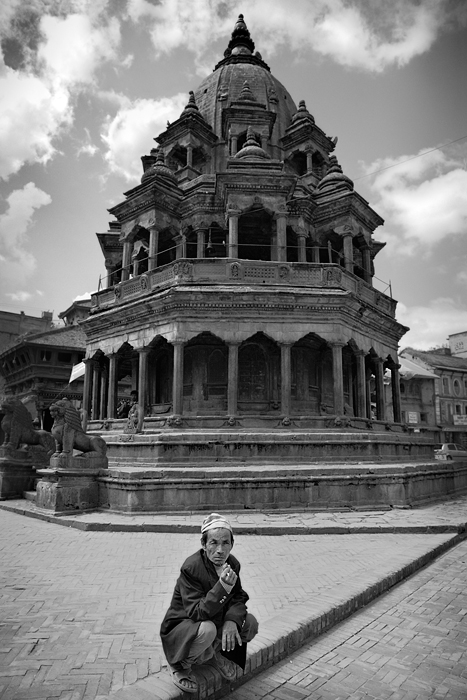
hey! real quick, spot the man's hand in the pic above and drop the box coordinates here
[220,564,238,587]
[222,620,242,652]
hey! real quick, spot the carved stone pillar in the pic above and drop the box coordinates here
[99,368,108,421]
[196,228,206,258]
[186,145,193,167]
[355,351,367,418]
[342,233,354,273]
[231,135,238,156]
[137,348,150,425]
[331,343,345,415]
[311,245,320,263]
[297,231,307,263]
[374,357,386,421]
[362,245,372,284]
[148,226,159,271]
[172,341,184,415]
[275,212,287,262]
[227,342,240,416]
[106,353,117,419]
[82,358,93,419]
[130,357,138,393]
[306,149,313,173]
[104,259,113,288]
[228,211,239,258]
[391,364,402,423]
[91,362,100,420]
[121,241,132,281]
[181,233,187,258]
[280,343,292,417]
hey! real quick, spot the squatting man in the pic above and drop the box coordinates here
[160,513,258,694]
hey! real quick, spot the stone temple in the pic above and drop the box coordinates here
[79,15,453,513]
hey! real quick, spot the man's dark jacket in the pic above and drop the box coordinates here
[160,549,249,669]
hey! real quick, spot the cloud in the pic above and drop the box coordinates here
[364,147,467,254]
[6,290,33,302]
[0,3,122,180]
[0,182,51,283]
[101,93,188,181]
[125,0,466,72]
[398,298,467,351]
[37,13,121,86]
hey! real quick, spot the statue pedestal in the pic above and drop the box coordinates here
[35,453,108,514]
[0,448,37,499]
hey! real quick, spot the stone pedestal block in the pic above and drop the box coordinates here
[0,449,37,499]
[35,454,108,514]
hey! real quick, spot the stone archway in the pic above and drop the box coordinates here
[238,333,280,413]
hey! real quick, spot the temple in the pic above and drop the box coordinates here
[86,15,404,426]
[79,16,442,511]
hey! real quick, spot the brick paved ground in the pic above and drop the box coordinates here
[225,539,467,700]
[0,505,464,700]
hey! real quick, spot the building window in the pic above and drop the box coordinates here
[442,377,449,394]
[41,350,52,362]
[453,379,461,396]
[400,383,405,393]
[464,380,467,394]
[455,404,462,415]
[420,413,427,423]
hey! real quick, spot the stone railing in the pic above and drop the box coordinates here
[91,259,397,317]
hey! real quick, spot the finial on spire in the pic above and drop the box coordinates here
[227,13,255,55]
[291,99,315,125]
[181,90,199,116]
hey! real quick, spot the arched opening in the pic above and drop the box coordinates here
[342,344,358,416]
[183,333,227,414]
[312,152,325,178]
[157,228,177,267]
[238,333,280,413]
[291,335,330,415]
[286,226,299,262]
[148,338,173,412]
[286,151,307,176]
[238,207,273,261]
[184,226,198,258]
[204,223,227,258]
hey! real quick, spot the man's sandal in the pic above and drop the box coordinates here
[210,652,237,680]
[171,669,198,694]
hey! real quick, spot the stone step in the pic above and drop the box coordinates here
[23,491,37,503]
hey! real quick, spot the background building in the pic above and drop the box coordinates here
[400,348,467,446]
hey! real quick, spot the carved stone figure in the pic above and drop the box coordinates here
[124,402,142,433]
[1,397,55,458]
[50,398,107,458]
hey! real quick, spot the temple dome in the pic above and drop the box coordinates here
[317,156,354,193]
[193,15,297,143]
[235,126,270,160]
[141,148,177,184]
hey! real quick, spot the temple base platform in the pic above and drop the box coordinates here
[67,423,467,513]
[97,460,467,513]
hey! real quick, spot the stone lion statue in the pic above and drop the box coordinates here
[1,397,55,457]
[50,398,107,457]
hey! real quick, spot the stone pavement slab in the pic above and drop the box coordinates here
[1,493,467,535]
[1,500,466,699]
[224,538,467,700]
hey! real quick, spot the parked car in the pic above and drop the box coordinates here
[434,443,467,460]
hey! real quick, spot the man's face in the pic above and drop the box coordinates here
[203,527,232,567]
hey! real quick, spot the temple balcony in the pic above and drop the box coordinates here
[90,259,396,318]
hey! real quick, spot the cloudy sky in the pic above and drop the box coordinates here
[1,0,467,350]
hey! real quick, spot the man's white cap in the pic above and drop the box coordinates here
[201,513,232,533]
